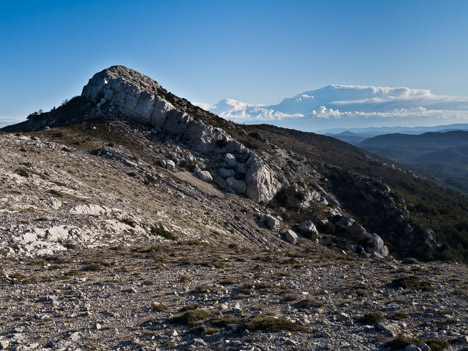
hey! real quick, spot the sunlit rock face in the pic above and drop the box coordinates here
[82,65,281,202]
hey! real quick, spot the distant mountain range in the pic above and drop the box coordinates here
[321,123,468,138]
[357,130,468,192]
[208,85,468,130]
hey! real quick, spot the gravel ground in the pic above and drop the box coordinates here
[0,242,467,350]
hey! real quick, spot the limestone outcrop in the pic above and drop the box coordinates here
[82,66,280,202]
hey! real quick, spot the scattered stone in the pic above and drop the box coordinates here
[376,322,400,337]
[165,160,176,171]
[421,332,438,339]
[283,230,298,244]
[417,342,431,351]
[262,214,281,231]
[337,312,351,322]
[193,165,213,183]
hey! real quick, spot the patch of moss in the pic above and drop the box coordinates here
[179,304,201,312]
[219,278,239,285]
[422,338,450,351]
[81,263,104,272]
[385,337,421,349]
[209,315,242,328]
[169,309,211,326]
[150,304,168,312]
[385,337,449,351]
[239,315,306,332]
[189,325,218,335]
[293,299,324,309]
[390,311,408,320]
[356,312,385,325]
[192,285,211,294]
[390,276,435,292]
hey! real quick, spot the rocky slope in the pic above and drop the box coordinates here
[1,66,467,350]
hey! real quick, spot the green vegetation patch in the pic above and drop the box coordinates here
[169,309,212,326]
[356,312,385,325]
[239,315,306,332]
[390,276,434,292]
[189,325,218,335]
[293,299,325,309]
[150,304,168,312]
[209,315,242,328]
[385,337,449,351]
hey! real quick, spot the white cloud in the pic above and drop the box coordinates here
[191,101,214,111]
[208,85,468,128]
[0,116,25,128]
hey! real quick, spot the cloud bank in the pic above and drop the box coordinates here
[207,85,468,130]
[0,116,25,128]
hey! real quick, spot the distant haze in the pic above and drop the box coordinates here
[203,85,468,132]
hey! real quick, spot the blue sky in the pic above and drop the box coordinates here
[1,0,468,126]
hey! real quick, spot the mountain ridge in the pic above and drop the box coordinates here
[2,65,468,264]
[358,130,468,192]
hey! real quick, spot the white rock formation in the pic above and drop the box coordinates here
[81,66,281,203]
[245,155,281,203]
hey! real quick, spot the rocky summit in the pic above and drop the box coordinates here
[0,66,467,350]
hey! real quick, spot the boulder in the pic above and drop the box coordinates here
[165,160,176,171]
[236,162,246,174]
[376,322,401,337]
[196,170,213,183]
[417,343,431,351]
[345,223,371,243]
[193,165,213,183]
[283,230,298,244]
[245,155,281,203]
[297,221,319,238]
[219,167,235,179]
[404,345,421,351]
[262,215,281,231]
[225,153,238,168]
[226,177,247,194]
[367,233,389,257]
